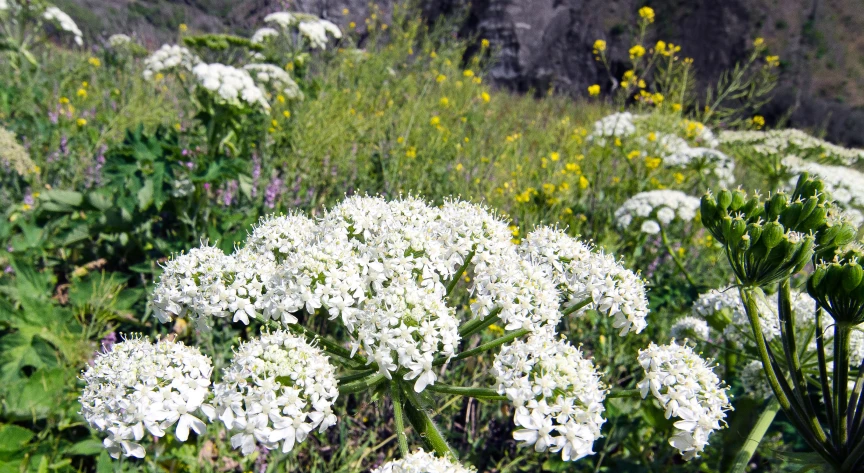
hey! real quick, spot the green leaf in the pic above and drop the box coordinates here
[96,451,113,473]
[0,424,34,452]
[2,368,74,421]
[65,439,104,456]
[41,190,83,208]
[137,179,154,211]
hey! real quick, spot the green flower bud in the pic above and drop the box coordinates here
[843,262,864,293]
[717,189,733,210]
[766,192,788,219]
[761,221,785,249]
[746,222,763,246]
[741,196,763,219]
[727,217,747,242]
[730,189,746,211]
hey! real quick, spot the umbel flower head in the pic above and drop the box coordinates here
[808,246,864,327]
[637,341,732,460]
[142,44,200,80]
[192,63,270,112]
[371,449,476,473]
[494,333,607,462]
[615,190,700,235]
[79,336,214,458]
[212,330,338,455]
[519,226,649,336]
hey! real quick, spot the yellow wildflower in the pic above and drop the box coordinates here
[179,23,188,32]
[430,116,440,126]
[559,182,570,191]
[481,92,490,103]
[283,110,291,119]
[645,157,662,169]
[397,136,404,144]
[406,147,417,158]
[349,21,356,29]
[276,95,286,104]
[343,8,349,14]
[753,37,764,47]
[593,39,606,53]
[77,88,87,98]
[550,152,560,161]
[674,172,685,184]
[672,103,682,111]
[542,183,556,194]
[463,69,474,77]
[629,45,646,59]
[440,97,449,106]
[76,118,87,127]
[472,76,482,84]
[481,39,490,48]
[627,150,641,160]
[638,6,655,23]
[588,84,600,96]
[436,74,447,83]
[752,115,765,129]
[766,55,780,67]
[647,132,657,142]
[88,57,101,67]
[59,97,70,104]
[578,176,589,189]
[455,163,464,171]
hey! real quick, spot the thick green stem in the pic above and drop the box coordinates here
[390,382,410,457]
[561,297,594,317]
[835,324,852,451]
[338,373,386,395]
[728,399,780,473]
[425,384,507,400]
[458,308,502,338]
[435,328,531,366]
[402,387,458,459]
[817,307,837,445]
[606,388,641,399]
[446,250,475,297]
[337,369,378,384]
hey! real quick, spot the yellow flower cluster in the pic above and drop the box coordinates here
[654,41,681,57]
[751,115,765,129]
[638,6,655,23]
[588,84,600,96]
[629,44,646,59]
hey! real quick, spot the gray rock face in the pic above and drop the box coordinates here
[64,0,864,146]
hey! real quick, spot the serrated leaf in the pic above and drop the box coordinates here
[137,179,154,211]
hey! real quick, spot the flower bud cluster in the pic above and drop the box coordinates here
[519,226,649,335]
[493,334,606,462]
[212,330,338,455]
[614,190,700,235]
[79,337,214,458]
[782,155,864,226]
[808,247,864,326]
[637,341,731,460]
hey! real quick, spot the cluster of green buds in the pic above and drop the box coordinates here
[808,246,864,327]
[701,174,855,287]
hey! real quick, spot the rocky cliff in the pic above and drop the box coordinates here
[56,0,864,145]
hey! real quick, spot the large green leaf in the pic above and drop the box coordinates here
[0,424,34,452]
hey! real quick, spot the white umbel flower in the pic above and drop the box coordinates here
[720,128,864,166]
[519,226,649,335]
[143,44,200,80]
[670,316,710,341]
[108,33,132,47]
[589,112,638,138]
[297,18,342,49]
[251,27,279,44]
[79,336,214,459]
[637,341,731,460]
[212,330,338,455]
[740,360,772,400]
[151,244,234,327]
[263,12,299,29]
[372,449,477,473]
[243,63,303,100]
[243,213,317,264]
[494,333,606,462]
[192,63,270,112]
[614,190,700,233]
[42,6,83,45]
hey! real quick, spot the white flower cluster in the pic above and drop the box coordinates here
[637,341,731,460]
[192,63,270,112]
[663,147,735,188]
[740,360,772,400]
[670,316,710,341]
[519,226,649,336]
[493,334,606,461]
[589,112,638,139]
[108,33,132,47]
[43,6,83,45]
[143,44,200,80]
[614,190,700,235]
[243,63,302,100]
[213,330,338,455]
[79,336,214,458]
[720,129,864,166]
[297,18,342,49]
[263,11,342,49]
[251,27,279,44]
[372,449,476,473]
[782,155,864,226]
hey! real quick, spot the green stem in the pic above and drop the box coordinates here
[446,250,475,297]
[835,324,852,451]
[816,307,837,446]
[606,388,641,399]
[458,308,502,338]
[402,386,458,459]
[425,384,507,400]
[338,373,386,395]
[337,369,378,384]
[661,228,697,288]
[390,382,410,457]
[561,297,594,317]
[435,328,531,366]
[286,322,367,366]
[728,399,780,473]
